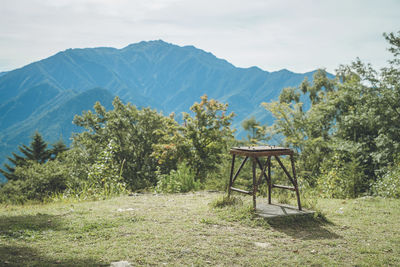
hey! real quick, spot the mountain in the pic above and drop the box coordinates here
[0,40,322,180]
[0,88,114,182]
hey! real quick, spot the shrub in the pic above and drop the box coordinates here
[316,153,364,198]
[0,160,69,203]
[372,158,400,198]
[0,180,27,204]
[73,97,180,191]
[182,95,235,182]
[63,140,127,200]
[156,162,200,193]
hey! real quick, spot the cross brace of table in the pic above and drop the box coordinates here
[227,147,302,211]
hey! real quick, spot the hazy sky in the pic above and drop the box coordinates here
[1,0,399,73]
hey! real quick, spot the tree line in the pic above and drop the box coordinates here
[1,31,399,203]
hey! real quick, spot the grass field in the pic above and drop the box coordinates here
[0,192,399,266]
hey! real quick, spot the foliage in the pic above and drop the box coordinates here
[1,95,236,202]
[0,152,26,181]
[156,161,200,193]
[153,95,236,186]
[316,153,364,198]
[63,140,127,199]
[55,147,93,187]
[70,94,235,194]
[182,95,235,182]
[0,160,69,204]
[372,156,400,198]
[21,132,50,163]
[0,139,127,204]
[263,69,336,183]
[263,31,400,197]
[202,139,239,191]
[150,113,187,177]
[49,139,68,160]
[0,180,27,204]
[3,32,399,202]
[73,97,179,190]
[0,132,67,181]
[241,116,268,145]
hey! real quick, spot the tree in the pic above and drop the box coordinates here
[72,97,180,190]
[0,152,26,181]
[0,132,51,181]
[20,132,50,163]
[182,95,235,182]
[263,31,400,197]
[0,160,70,203]
[49,139,69,160]
[241,116,268,144]
[263,69,336,182]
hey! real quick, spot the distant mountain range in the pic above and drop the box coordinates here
[0,40,323,181]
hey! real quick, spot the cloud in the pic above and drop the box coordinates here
[0,0,399,73]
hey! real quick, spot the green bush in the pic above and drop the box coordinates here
[202,151,235,191]
[0,160,69,203]
[60,140,127,200]
[372,158,400,198]
[73,97,181,191]
[316,153,364,198]
[156,162,200,193]
[0,180,27,204]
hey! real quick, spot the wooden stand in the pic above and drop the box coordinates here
[228,146,302,211]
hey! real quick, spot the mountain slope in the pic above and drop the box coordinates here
[0,88,114,182]
[0,40,316,122]
[0,87,114,145]
[0,40,323,180]
[0,81,61,130]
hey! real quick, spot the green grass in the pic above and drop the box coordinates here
[0,193,399,266]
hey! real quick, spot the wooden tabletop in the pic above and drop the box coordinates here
[230,146,293,156]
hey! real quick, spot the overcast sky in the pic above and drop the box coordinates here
[1,0,399,74]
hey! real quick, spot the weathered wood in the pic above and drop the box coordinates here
[230,187,252,195]
[274,155,295,185]
[272,184,296,191]
[291,154,302,211]
[267,156,272,204]
[252,159,257,210]
[228,154,236,197]
[230,149,293,157]
[227,146,302,211]
[255,158,268,185]
[232,156,248,184]
[231,146,289,152]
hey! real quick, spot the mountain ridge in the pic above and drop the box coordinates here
[0,40,325,181]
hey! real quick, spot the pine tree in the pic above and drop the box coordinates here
[19,132,50,163]
[0,132,51,181]
[0,152,26,181]
[49,139,68,160]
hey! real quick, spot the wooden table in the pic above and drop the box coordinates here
[228,146,302,210]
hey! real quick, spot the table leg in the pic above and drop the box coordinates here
[252,158,257,210]
[228,154,235,197]
[290,154,302,211]
[267,156,272,204]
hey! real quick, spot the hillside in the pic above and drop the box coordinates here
[0,40,322,178]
